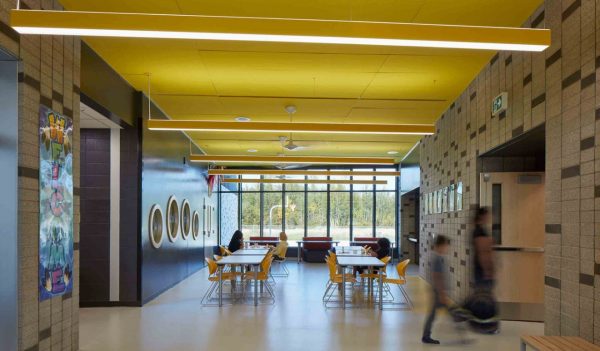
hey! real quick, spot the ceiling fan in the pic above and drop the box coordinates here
[280,105,311,152]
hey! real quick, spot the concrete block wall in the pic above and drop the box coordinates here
[419,0,600,341]
[400,190,418,262]
[0,0,81,350]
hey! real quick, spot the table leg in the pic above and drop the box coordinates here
[254,265,259,306]
[378,269,383,310]
[367,267,373,298]
[520,341,526,351]
[297,242,301,263]
[218,265,223,307]
[341,265,346,309]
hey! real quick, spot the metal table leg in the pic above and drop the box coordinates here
[297,242,302,263]
[378,269,383,310]
[254,265,259,306]
[520,341,526,351]
[218,265,223,307]
[341,265,346,309]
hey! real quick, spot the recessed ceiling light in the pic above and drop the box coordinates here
[236,116,251,122]
[247,149,258,153]
[387,151,399,155]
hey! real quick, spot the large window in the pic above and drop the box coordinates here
[231,168,399,246]
[241,192,260,237]
[307,192,327,236]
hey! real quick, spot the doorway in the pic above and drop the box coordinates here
[478,124,546,322]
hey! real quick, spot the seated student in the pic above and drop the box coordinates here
[272,232,289,261]
[357,237,392,274]
[227,230,244,253]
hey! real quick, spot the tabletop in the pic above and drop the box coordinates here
[217,255,265,265]
[232,249,270,256]
[335,247,368,257]
[337,256,385,267]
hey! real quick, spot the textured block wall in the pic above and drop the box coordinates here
[0,0,81,350]
[400,190,418,262]
[419,0,600,342]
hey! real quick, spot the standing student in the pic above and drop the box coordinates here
[272,232,289,261]
[422,235,451,345]
[472,207,494,289]
[227,230,244,253]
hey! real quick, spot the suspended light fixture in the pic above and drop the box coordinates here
[11,10,550,52]
[223,178,386,185]
[190,155,395,165]
[147,120,435,135]
[208,169,400,176]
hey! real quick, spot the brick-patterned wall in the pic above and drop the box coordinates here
[400,189,418,263]
[0,0,81,350]
[420,0,600,342]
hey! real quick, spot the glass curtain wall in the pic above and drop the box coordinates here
[231,168,398,246]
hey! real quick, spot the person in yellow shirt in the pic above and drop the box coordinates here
[272,232,289,261]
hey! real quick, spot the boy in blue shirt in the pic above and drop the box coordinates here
[422,235,451,345]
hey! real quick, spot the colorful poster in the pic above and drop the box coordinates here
[39,105,74,301]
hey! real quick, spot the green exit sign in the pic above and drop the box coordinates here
[492,92,508,116]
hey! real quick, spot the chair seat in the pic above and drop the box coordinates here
[208,272,240,282]
[332,275,357,284]
[383,278,406,285]
[243,272,269,281]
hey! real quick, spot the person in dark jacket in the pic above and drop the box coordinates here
[227,230,244,253]
[472,207,494,289]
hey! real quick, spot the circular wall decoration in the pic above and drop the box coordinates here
[181,199,191,240]
[166,196,180,242]
[192,211,200,240]
[149,204,164,249]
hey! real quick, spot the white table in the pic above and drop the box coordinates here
[233,248,270,256]
[216,255,266,307]
[336,256,385,310]
[335,247,368,257]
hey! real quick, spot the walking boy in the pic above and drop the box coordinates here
[422,235,451,345]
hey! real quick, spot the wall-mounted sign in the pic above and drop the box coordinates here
[39,106,74,301]
[492,92,508,116]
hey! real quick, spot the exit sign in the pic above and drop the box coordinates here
[492,92,508,116]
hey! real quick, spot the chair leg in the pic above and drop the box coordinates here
[322,281,333,301]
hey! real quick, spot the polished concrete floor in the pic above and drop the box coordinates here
[80,263,542,351]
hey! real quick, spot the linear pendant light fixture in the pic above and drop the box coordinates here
[209,169,400,176]
[223,178,386,185]
[147,120,435,135]
[190,155,395,165]
[11,10,550,51]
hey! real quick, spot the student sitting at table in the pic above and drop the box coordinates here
[271,232,289,261]
[356,237,391,275]
[228,230,244,253]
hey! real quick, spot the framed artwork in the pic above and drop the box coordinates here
[437,189,443,213]
[449,184,455,212]
[442,187,448,212]
[457,182,464,211]
[39,106,74,301]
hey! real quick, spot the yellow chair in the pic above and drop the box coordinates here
[219,245,233,256]
[243,256,276,303]
[359,256,391,280]
[201,258,241,305]
[322,256,356,302]
[381,259,412,308]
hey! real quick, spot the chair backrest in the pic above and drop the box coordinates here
[396,259,410,278]
[213,255,222,261]
[325,256,337,279]
[380,256,391,273]
[206,258,218,275]
[303,237,332,250]
[261,256,274,272]
[220,245,232,256]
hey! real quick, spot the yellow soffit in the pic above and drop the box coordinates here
[208,169,400,176]
[190,155,395,165]
[147,120,435,135]
[222,178,387,185]
[11,10,550,51]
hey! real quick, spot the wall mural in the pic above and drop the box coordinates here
[39,105,74,301]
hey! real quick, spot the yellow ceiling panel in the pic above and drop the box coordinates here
[61,0,544,160]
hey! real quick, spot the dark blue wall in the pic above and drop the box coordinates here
[140,98,215,304]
